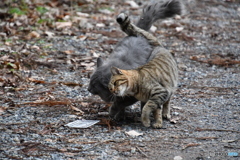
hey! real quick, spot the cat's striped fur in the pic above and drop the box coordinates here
[109,13,178,128]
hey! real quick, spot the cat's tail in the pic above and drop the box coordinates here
[136,0,183,31]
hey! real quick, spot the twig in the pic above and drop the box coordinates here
[222,139,240,143]
[224,145,240,149]
[2,153,22,160]
[182,143,201,150]
[136,146,148,158]
[82,140,116,151]
[195,128,240,133]
[195,137,218,140]
[21,100,71,106]
[171,136,218,140]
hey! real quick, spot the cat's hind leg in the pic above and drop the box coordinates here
[162,98,171,120]
[116,13,161,47]
[152,107,163,128]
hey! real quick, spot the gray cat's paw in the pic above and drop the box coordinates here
[109,111,125,122]
[116,13,128,24]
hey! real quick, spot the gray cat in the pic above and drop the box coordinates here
[88,0,182,120]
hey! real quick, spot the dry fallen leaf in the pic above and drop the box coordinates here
[55,22,72,29]
[0,106,6,115]
[26,31,40,40]
[63,50,74,54]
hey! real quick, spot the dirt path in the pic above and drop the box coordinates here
[0,0,239,159]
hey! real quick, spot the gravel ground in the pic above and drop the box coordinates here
[0,0,239,160]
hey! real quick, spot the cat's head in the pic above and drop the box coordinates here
[108,67,130,97]
[88,58,114,102]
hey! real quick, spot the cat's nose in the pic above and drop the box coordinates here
[109,87,113,92]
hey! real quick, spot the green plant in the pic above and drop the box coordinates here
[37,39,45,44]
[37,18,53,24]
[99,7,114,12]
[5,39,12,42]
[36,6,48,14]
[9,8,26,15]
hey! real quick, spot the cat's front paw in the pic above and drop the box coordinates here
[116,13,128,24]
[152,121,163,129]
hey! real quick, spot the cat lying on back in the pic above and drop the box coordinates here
[109,13,178,128]
[88,0,182,121]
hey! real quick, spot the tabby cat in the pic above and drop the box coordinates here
[88,0,182,121]
[108,13,178,128]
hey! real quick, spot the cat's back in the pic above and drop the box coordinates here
[107,36,153,70]
[138,47,178,88]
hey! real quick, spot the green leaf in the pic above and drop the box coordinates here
[9,8,26,15]
[36,6,48,14]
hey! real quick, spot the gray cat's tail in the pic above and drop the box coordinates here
[137,0,183,31]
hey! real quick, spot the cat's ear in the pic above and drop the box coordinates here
[97,57,103,68]
[111,67,123,75]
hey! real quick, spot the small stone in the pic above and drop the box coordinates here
[176,26,184,32]
[150,26,157,32]
[174,156,183,160]
[172,112,179,116]
[131,147,136,153]
[96,23,105,27]
[13,137,20,142]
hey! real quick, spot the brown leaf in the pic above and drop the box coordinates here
[55,22,72,29]
[98,118,116,130]
[63,50,74,54]
[0,106,6,115]
[28,78,45,84]
[26,31,40,40]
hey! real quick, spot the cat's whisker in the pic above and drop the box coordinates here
[108,94,116,102]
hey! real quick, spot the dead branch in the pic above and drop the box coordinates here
[22,100,71,106]
[190,56,240,67]
[195,128,240,133]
